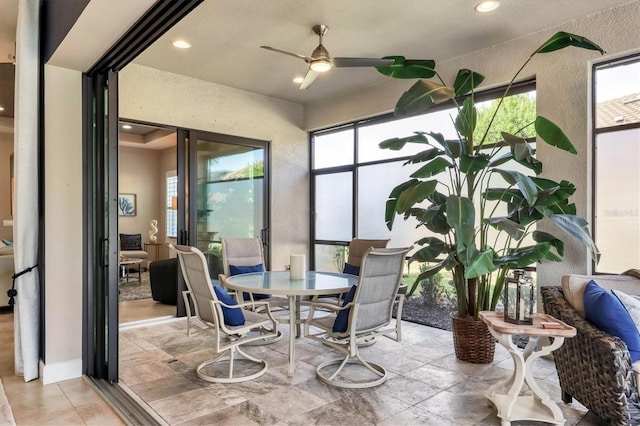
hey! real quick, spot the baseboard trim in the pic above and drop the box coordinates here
[39,358,82,384]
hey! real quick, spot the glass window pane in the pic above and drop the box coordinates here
[358,161,421,249]
[595,129,640,272]
[313,127,354,169]
[314,244,346,273]
[315,172,352,241]
[596,59,640,128]
[358,108,459,163]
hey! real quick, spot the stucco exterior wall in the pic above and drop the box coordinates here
[119,64,307,270]
[304,1,640,287]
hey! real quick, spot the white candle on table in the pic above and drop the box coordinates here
[519,299,525,321]
[290,254,306,279]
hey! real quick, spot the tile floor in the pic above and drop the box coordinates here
[119,316,602,425]
[0,304,603,425]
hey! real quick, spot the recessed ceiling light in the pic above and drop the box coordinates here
[172,40,191,49]
[0,106,4,112]
[122,124,132,130]
[475,1,500,13]
[292,76,304,84]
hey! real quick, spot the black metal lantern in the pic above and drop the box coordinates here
[503,269,534,325]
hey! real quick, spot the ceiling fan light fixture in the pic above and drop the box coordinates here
[475,1,500,13]
[310,59,332,72]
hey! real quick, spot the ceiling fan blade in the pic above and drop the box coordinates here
[260,46,311,63]
[299,69,319,90]
[332,57,395,68]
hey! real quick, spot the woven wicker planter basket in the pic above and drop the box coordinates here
[451,312,495,364]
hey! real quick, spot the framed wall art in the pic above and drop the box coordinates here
[118,193,136,216]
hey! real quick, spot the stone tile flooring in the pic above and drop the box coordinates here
[119,317,602,425]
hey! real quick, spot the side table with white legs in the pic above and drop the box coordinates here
[479,311,577,426]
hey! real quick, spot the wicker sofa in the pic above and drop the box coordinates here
[541,274,640,425]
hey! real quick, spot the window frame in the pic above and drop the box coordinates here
[310,79,536,270]
[591,53,640,273]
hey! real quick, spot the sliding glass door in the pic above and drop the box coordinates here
[188,131,270,273]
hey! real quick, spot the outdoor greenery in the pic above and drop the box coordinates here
[376,32,603,320]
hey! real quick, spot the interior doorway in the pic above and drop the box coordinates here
[117,120,178,324]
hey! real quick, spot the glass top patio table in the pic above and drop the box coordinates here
[225,271,358,376]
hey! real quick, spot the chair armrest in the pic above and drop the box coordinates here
[541,286,640,424]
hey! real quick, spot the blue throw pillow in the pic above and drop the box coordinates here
[332,285,357,333]
[343,263,360,276]
[229,263,265,276]
[228,263,271,300]
[584,280,640,362]
[213,285,245,326]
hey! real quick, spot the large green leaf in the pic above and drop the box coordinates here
[395,80,455,117]
[535,116,578,154]
[446,196,475,248]
[535,31,605,55]
[495,243,551,268]
[460,152,490,174]
[412,205,441,224]
[487,217,525,240]
[411,157,452,178]
[425,210,450,234]
[484,188,526,204]
[494,170,539,206]
[397,180,438,213]
[455,97,477,144]
[453,69,485,97]
[428,190,448,206]
[385,179,420,229]
[404,147,441,164]
[464,249,497,278]
[376,56,437,79]
[533,230,565,257]
[379,133,429,150]
[444,139,463,158]
[548,214,600,262]
[411,238,450,262]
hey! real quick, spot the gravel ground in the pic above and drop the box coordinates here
[394,297,453,331]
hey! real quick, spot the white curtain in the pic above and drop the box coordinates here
[13,0,40,382]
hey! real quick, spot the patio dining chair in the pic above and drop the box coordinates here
[220,237,289,310]
[172,244,281,383]
[304,246,412,388]
[313,238,406,342]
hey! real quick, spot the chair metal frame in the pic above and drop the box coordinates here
[304,246,412,388]
[172,244,281,383]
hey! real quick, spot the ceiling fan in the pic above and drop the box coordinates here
[261,24,393,90]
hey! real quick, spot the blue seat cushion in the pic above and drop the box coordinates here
[584,280,640,362]
[228,263,271,300]
[332,285,357,333]
[213,285,245,326]
[343,263,361,276]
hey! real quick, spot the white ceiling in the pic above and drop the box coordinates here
[0,0,635,115]
[133,0,635,105]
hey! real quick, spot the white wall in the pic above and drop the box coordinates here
[43,65,83,382]
[304,1,640,287]
[119,64,307,270]
[118,146,162,243]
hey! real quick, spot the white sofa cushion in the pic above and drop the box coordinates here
[562,274,640,317]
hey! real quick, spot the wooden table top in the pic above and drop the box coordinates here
[479,311,576,338]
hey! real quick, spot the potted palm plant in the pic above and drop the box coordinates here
[376,32,603,363]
